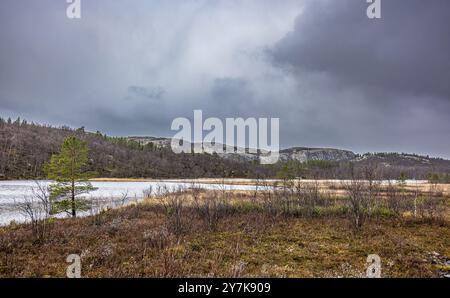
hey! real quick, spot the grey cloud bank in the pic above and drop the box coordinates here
[0,0,449,158]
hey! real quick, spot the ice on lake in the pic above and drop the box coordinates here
[0,180,258,226]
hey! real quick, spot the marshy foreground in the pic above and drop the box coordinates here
[0,181,449,278]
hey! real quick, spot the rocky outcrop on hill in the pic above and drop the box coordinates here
[279,147,356,162]
[128,137,357,163]
[127,136,171,148]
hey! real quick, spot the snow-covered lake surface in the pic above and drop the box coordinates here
[0,180,259,226]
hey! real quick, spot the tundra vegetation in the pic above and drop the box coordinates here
[1,174,448,277]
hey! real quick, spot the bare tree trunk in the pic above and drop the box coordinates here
[414,181,418,218]
[71,178,76,217]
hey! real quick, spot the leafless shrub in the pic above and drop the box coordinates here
[189,183,203,201]
[143,185,153,198]
[16,181,51,241]
[416,195,446,221]
[270,180,300,217]
[421,183,446,221]
[343,179,373,230]
[253,176,262,200]
[385,181,404,217]
[193,190,230,231]
[261,180,329,218]
[277,179,297,215]
[260,181,282,218]
[119,190,129,207]
[363,164,381,217]
[156,185,189,239]
[294,181,326,216]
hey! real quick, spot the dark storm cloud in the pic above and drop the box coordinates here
[0,0,449,157]
[269,0,450,157]
[271,0,450,100]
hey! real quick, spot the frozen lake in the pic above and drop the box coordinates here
[0,179,429,226]
[0,180,259,226]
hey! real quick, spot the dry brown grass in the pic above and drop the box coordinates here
[0,188,448,278]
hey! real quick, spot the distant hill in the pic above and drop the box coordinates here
[353,152,450,180]
[124,137,357,164]
[123,136,450,179]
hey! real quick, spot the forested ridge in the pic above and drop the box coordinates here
[0,117,270,180]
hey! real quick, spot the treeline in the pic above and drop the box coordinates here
[0,117,271,180]
[269,158,450,181]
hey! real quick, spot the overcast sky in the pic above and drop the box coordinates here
[0,0,449,158]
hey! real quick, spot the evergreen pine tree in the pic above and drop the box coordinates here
[44,136,97,217]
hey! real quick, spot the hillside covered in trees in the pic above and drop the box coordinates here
[0,117,449,180]
[0,117,270,180]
